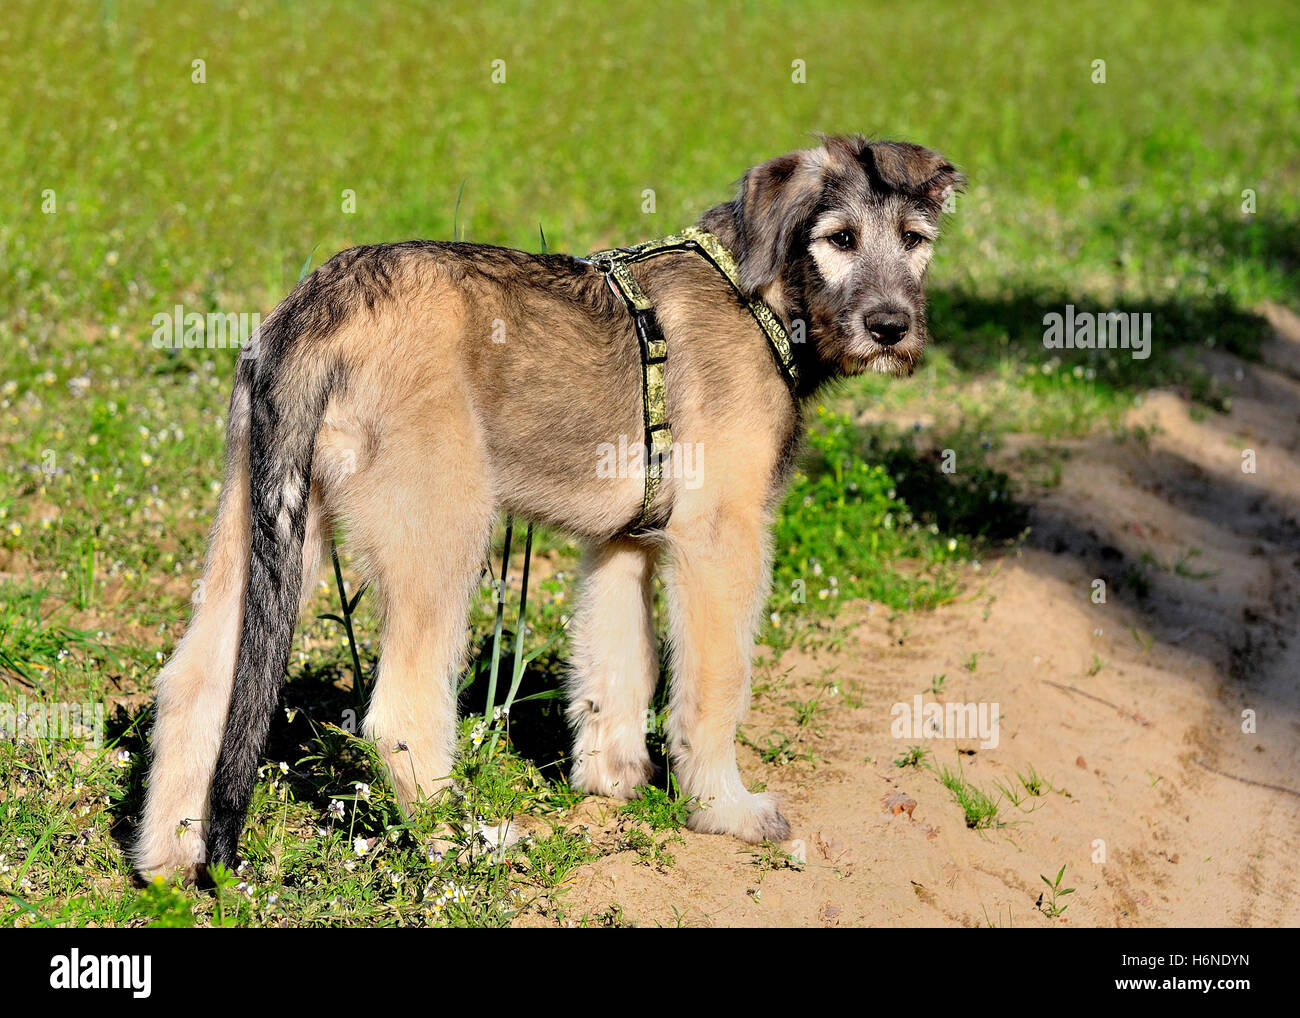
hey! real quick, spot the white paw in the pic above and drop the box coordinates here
[687,791,790,843]
[572,752,653,800]
[135,823,208,884]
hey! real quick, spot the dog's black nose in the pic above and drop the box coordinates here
[865,312,910,346]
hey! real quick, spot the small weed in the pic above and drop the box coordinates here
[1129,625,1155,653]
[583,904,631,928]
[525,827,597,888]
[135,877,197,928]
[1173,548,1221,580]
[994,778,1024,808]
[996,765,1053,809]
[1121,567,1152,599]
[1019,765,1051,797]
[894,745,931,768]
[619,828,682,869]
[750,841,806,875]
[1036,864,1075,918]
[738,698,824,767]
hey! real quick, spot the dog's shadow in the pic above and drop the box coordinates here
[456,631,578,781]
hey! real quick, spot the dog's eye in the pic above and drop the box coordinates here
[827,230,855,251]
[902,231,925,250]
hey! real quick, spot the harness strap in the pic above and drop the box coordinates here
[588,228,798,534]
[603,262,672,530]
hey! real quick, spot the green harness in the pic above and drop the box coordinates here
[585,227,799,533]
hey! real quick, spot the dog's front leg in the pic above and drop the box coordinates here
[566,539,659,798]
[662,502,790,843]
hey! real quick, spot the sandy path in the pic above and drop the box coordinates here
[540,310,1300,928]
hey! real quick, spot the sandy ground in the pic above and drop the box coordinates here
[538,309,1300,928]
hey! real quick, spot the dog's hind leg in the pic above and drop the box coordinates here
[566,539,659,798]
[338,395,494,811]
[661,501,790,843]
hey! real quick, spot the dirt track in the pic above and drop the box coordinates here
[541,308,1300,927]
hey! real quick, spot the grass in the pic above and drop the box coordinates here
[617,828,683,871]
[934,758,1004,830]
[619,781,694,832]
[995,765,1057,809]
[3,714,597,927]
[1,0,1296,926]
[0,583,105,682]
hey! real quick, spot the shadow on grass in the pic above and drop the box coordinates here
[1103,207,1300,295]
[458,632,573,782]
[106,702,151,880]
[873,438,1027,543]
[928,284,1278,412]
[929,207,1297,389]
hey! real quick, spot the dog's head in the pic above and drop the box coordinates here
[713,135,963,379]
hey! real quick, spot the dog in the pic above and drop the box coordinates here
[134,134,963,879]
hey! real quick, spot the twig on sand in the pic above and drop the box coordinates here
[1045,679,1300,798]
[1194,759,1300,800]
[1043,680,1150,726]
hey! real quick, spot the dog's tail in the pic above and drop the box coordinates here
[204,299,339,870]
[133,345,262,878]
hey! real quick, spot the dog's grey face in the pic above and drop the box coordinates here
[732,136,964,378]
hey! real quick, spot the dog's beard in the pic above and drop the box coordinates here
[839,338,924,378]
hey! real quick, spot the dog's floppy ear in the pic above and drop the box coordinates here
[733,149,823,293]
[863,140,965,206]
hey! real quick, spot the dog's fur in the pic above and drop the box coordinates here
[134,135,963,878]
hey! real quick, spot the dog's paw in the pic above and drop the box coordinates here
[687,791,790,843]
[571,752,654,800]
[134,829,208,885]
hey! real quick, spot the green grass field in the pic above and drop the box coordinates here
[1,0,1296,926]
